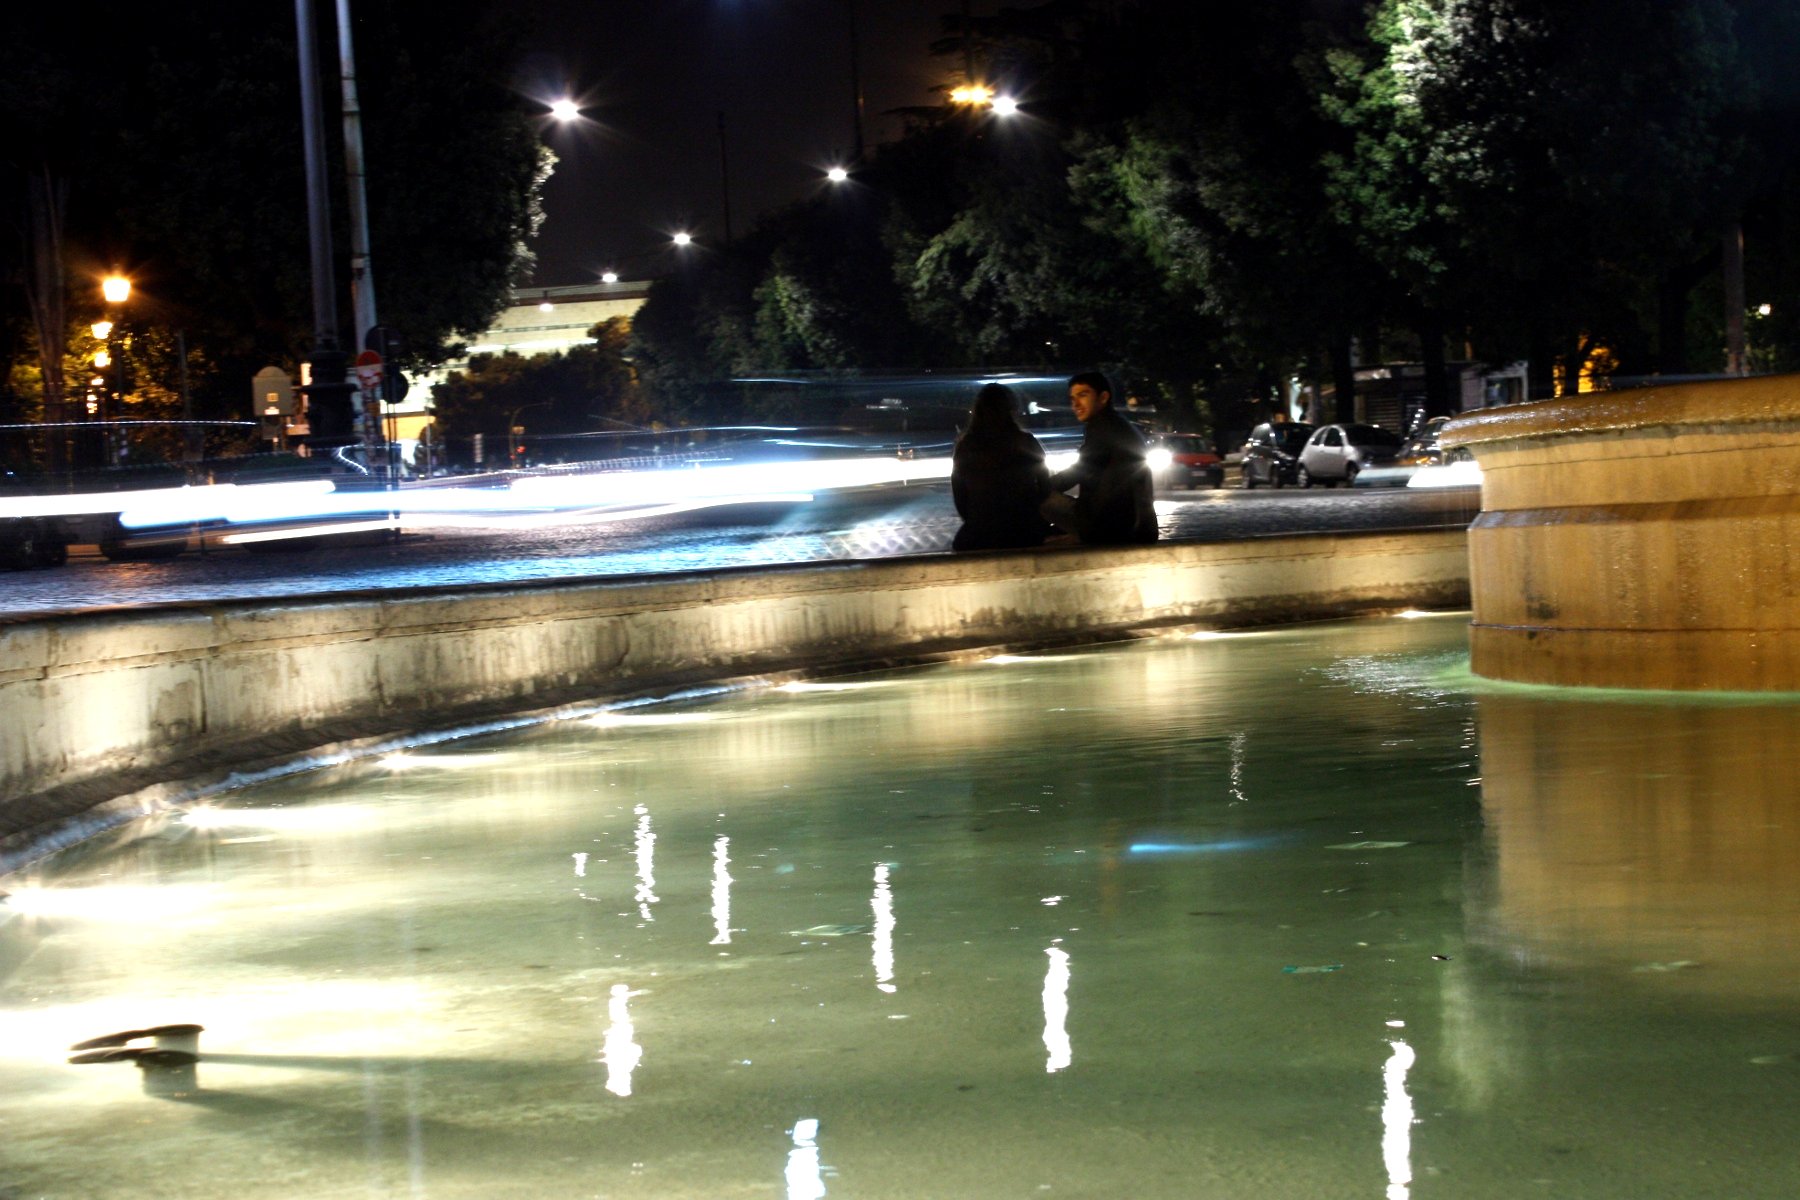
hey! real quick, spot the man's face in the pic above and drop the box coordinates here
[1069,383,1109,423]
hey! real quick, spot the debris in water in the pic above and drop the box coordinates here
[1282,964,1344,974]
[1326,841,1412,851]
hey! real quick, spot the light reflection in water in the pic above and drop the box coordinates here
[710,836,733,945]
[785,1118,826,1200]
[633,805,658,921]
[1382,1038,1417,1200]
[871,863,896,993]
[1228,730,1248,805]
[1042,944,1072,1073]
[572,852,588,878]
[600,984,643,1097]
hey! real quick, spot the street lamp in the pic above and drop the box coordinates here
[825,166,850,184]
[96,274,131,466]
[672,231,694,247]
[991,94,1020,117]
[549,98,581,122]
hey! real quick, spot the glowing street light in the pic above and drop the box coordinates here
[991,95,1020,117]
[826,166,850,184]
[549,98,581,122]
[91,321,112,340]
[101,274,131,305]
[950,84,994,106]
[672,231,693,247]
[601,271,620,284]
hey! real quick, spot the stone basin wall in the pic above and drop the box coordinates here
[0,530,1468,867]
[1442,374,1800,690]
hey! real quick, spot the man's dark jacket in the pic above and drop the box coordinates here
[1048,404,1159,545]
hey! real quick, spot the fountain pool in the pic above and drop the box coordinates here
[3,614,1797,1198]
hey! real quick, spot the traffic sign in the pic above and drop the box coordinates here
[354,349,384,394]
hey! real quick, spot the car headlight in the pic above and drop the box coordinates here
[1146,447,1173,471]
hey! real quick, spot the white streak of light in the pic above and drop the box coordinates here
[633,805,658,921]
[785,1118,826,1200]
[573,852,589,878]
[600,984,643,1097]
[588,712,719,729]
[0,884,217,922]
[710,836,733,945]
[1043,945,1072,1073]
[872,862,896,993]
[1228,730,1248,806]
[1406,460,1482,488]
[183,805,371,832]
[1382,1039,1418,1200]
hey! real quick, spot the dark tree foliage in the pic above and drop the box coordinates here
[607,0,1800,429]
[0,0,546,440]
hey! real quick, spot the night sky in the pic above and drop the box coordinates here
[516,1,961,287]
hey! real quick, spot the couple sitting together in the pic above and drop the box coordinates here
[950,370,1160,551]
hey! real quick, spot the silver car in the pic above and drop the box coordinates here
[1295,423,1402,487]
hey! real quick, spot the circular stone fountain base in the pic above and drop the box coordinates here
[1442,375,1800,691]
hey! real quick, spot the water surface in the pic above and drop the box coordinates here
[3,615,1796,1198]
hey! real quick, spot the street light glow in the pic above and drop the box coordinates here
[101,275,131,304]
[601,271,620,284]
[91,321,112,339]
[549,98,581,122]
[991,95,1021,117]
[826,166,850,183]
[672,231,693,247]
[951,84,994,106]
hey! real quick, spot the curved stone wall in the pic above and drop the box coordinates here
[0,531,1468,865]
[1442,375,1800,690]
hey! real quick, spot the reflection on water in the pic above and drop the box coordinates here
[3,615,1799,1198]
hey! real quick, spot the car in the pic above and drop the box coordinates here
[1295,422,1403,487]
[1147,434,1224,489]
[1240,421,1315,488]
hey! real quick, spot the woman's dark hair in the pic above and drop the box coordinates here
[965,382,1023,435]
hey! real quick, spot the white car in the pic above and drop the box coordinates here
[1295,423,1403,487]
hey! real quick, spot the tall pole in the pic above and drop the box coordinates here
[294,0,355,447]
[336,0,377,345]
[1723,220,1747,376]
[846,0,865,162]
[717,111,734,245]
[336,0,386,475]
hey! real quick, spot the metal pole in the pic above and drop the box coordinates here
[846,0,865,162]
[294,0,355,447]
[335,0,376,343]
[296,0,338,353]
[1723,221,1747,376]
[717,111,733,245]
[177,329,199,462]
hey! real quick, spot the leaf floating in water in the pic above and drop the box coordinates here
[1326,841,1412,851]
[1282,964,1344,974]
[1632,960,1701,973]
[789,924,869,938]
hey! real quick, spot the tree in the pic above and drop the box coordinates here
[0,0,548,457]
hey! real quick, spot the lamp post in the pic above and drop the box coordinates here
[97,275,130,466]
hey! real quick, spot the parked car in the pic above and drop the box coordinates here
[1296,423,1403,487]
[1148,434,1224,489]
[1240,422,1315,488]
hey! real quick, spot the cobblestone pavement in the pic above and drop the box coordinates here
[0,484,1478,618]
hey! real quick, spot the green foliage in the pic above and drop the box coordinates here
[0,0,549,433]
